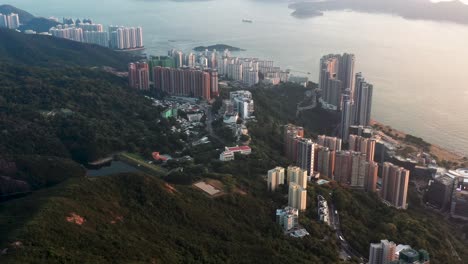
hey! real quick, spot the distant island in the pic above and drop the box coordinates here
[289,0,468,25]
[193,44,244,52]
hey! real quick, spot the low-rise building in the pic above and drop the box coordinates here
[219,145,252,161]
[276,206,299,231]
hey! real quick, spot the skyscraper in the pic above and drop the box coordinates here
[381,162,410,209]
[210,70,219,97]
[351,152,368,188]
[319,53,356,110]
[284,124,305,162]
[369,239,397,264]
[334,151,353,184]
[353,72,374,126]
[340,92,353,142]
[366,161,379,192]
[349,135,376,162]
[128,62,150,90]
[338,53,356,98]
[296,138,316,177]
[317,147,335,178]
[288,183,307,211]
[267,167,285,191]
[317,135,342,151]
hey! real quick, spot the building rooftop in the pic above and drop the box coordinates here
[227,146,251,152]
[456,168,468,178]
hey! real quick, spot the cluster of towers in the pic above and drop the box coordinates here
[49,18,143,50]
[128,60,219,101]
[319,54,374,142]
[0,13,20,29]
[283,124,409,209]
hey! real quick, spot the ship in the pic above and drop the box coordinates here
[242,19,253,23]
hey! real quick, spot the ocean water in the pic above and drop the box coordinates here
[7,0,468,155]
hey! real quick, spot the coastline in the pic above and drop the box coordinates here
[370,119,466,164]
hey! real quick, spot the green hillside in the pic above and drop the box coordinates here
[0,29,135,70]
[0,5,34,23]
[0,173,339,263]
[0,62,182,163]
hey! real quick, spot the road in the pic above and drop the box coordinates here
[201,104,226,145]
[329,202,367,263]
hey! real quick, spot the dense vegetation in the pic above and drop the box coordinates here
[0,29,136,70]
[0,29,467,264]
[334,186,467,263]
[0,173,340,263]
[0,63,184,163]
[193,44,243,52]
[252,83,341,137]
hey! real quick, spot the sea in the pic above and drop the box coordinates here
[7,0,468,156]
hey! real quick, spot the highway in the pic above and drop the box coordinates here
[329,201,367,263]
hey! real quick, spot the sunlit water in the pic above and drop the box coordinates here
[6,0,468,155]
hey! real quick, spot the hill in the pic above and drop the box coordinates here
[0,173,339,263]
[0,5,34,24]
[18,17,60,33]
[0,62,183,163]
[0,28,135,70]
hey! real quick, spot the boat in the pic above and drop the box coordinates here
[242,19,253,23]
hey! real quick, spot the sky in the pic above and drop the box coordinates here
[432,0,468,4]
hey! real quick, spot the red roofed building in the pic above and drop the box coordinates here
[220,146,252,161]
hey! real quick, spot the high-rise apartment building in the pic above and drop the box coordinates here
[334,151,353,184]
[227,63,243,81]
[353,72,374,126]
[267,167,285,191]
[317,135,342,151]
[83,31,109,47]
[349,135,376,162]
[317,147,335,178]
[152,66,216,100]
[0,13,20,29]
[334,150,378,189]
[369,240,397,264]
[128,62,150,90]
[366,161,379,192]
[50,25,84,42]
[296,138,316,177]
[242,68,259,87]
[210,70,219,97]
[381,162,410,209]
[110,26,144,50]
[287,166,308,189]
[319,53,356,110]
[340,92,353,142]
[351,152,368,188]
[288,183,307,211]
[284,124,305,162]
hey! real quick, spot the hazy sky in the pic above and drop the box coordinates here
[432,0,468,4]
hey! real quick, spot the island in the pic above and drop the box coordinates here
[289,0,468,25]
[193,44,244,52]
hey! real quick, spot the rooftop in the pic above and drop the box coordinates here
[456,168,468,178]
[227,146,251,152]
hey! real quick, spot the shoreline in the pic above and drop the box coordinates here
[370,119,466,164]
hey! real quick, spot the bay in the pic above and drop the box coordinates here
[6,0,468,155]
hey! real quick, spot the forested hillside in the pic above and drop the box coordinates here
[0,63,183,163]
[0,29,135,70]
